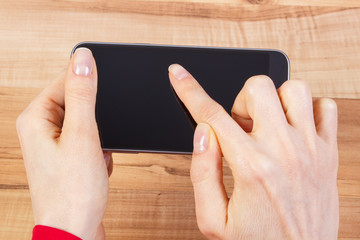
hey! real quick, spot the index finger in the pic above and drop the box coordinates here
[168,64,252,158]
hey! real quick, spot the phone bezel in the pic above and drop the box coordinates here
[71,42,290,154]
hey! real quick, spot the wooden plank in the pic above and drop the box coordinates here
[0,1,355,19]
[1,0,359,238]
[0,87,359,239]
[2,0,360,8]
[0,190,34,240]
[0,2,359,98]
[0,191,359,239]
[1,189,359,239]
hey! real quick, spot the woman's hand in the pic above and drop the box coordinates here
[168,64,339,239]
[16,48,112,240]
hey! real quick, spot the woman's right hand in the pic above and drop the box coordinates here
[168,64,339,239]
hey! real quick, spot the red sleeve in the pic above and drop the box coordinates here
[32,225,81,240]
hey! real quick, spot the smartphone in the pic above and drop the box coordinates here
[71,42,289,154]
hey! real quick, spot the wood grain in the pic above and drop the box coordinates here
[0,0,359,239]
[0,1,360,98]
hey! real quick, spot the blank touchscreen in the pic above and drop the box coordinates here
[73,43,288,153]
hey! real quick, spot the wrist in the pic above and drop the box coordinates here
[35,209,99,240]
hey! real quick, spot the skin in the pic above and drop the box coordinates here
[16,49,339,240]
[168,64,339,239]
[16,48,112,240]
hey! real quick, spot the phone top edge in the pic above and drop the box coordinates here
[71,41,290,69]
[102,148,192,155]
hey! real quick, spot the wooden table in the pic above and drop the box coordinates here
[0,1,359,239]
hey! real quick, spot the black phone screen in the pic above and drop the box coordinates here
[72,43,289,154]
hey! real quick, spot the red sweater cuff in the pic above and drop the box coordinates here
[32,225,81,240]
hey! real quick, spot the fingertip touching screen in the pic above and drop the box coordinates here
[72,42,289,154]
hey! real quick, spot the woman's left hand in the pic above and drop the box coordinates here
[16,48,112,240]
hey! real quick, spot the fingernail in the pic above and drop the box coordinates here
[104,154,111,166]
[168,64,189,80]
[193,123,210,154]
[73,48,93,76]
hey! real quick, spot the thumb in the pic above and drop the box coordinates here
[63,48,98,134]
[191,123,228,239]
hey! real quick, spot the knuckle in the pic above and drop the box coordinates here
[198,101,226,125]
[197,221,222,240]
[66,121,93,137]
[190,161,212,185]
[245,75,274,96]
[16,106,35,135]
[181,79,200,97]
[190,168,207,184]
[67,84,94,103]
[282,80,311,97]
[319,98,337,111]
[252,155,276,184]
[15,113,26,134]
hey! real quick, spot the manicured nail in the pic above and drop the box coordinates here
[168,64,189,80]
[193,123,210,154]
[73,48,93,76]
